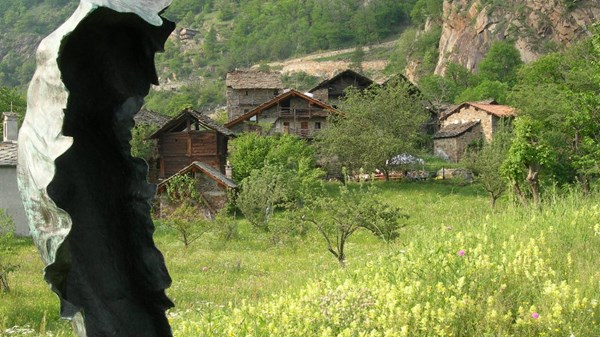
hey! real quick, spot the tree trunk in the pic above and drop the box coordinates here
[526,164,541,205]
[512,182,527,207]
[489,192,498,209]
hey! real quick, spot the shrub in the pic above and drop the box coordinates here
[0,209,18,292]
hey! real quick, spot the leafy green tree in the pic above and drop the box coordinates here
[301,185,407,266]
[229,133,319,182]
[454,80,509,104]
[0,87,26,135]
[318,79,428,180]
[130,124,159,162]
[477,41,523,85]
[463,124,512,208]
[503,34,600,202]
[418,74,459,107]
[163,175,212,247]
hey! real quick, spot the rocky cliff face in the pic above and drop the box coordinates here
[435,0,600,75]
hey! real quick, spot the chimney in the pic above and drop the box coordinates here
[225,161,233,180]
[3,112,18,142]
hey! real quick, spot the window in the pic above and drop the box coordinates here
[245,90,249,96]
[249,115,257,122]
[274,89,278,96]
[315,122,321,130]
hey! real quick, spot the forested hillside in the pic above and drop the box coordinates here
[1,0,598,116]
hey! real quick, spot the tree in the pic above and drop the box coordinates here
[228,133,319,182]
[318,79,428,180]
[503,34,600,202]
[463,124,512,208]
[0,87,26,135]
[418,74,459,107]
[163,175,211,247]
[477,41,523,85]
[130,124,159,162]
[454,80,509,104]
[301,185,407,267]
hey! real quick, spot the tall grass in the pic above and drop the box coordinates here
[2,181,599,336]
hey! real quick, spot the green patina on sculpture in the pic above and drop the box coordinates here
[17,1,175,336]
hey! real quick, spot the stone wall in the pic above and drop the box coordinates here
[443,106,493,142]
[226,88,280,121]
[434,123,482,162]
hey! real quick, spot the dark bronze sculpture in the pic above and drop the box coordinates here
[17,1,175,336]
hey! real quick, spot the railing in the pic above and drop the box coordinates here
[278,108,328,118]
[279,126,321,139]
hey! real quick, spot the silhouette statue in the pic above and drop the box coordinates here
[17,1,175,336]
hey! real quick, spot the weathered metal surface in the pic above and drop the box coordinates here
[17,1,175,336]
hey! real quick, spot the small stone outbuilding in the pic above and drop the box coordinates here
[226,69,283,122]
[434,100,516,162]
[433,121,482,162]
[156,161,237,219]
[0,112,28,236]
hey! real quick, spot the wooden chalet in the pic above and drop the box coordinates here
[149,108,235,180]
[156,161,237,219]
[309,69,374,106]
[224,89,339,139]
[226,69,283,121]
[133,108,170,182]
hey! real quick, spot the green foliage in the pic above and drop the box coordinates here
[165,174,200,203]
[463,124,512,208]
[318,79,428,178]
[0,209,19,293]
[130,124,158,162]
[163,174,211,248]
[164,201,212,248]
[302,184,407,266]
[0,87,26,135]
[236,165,294,231]
[386,25,442,77]
[280,72,321,92]
[503,34,600,202]
[410,0,444,24]
[454,79,509,104]
[418,74,459,107]
[144,80,225,117]
[229,133,319,182]
[477,41,523,85]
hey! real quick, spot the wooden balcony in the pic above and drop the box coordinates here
[278,108,328,118]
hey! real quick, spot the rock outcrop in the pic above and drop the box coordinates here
[435,0,600,75]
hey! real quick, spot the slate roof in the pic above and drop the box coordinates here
[134,108,169,127]
[433,120,481,139]
[440,100,515,121]
[157,161,237,193]
[224,89,340,129]
[226,69,283,89]
[149,108,235,139]
[0,142,17,167]
[309,69,374,93]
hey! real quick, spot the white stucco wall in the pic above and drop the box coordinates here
[0,167,29,236]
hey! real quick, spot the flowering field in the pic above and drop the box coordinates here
[2,182,600,336]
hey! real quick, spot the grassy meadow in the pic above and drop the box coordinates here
[1,181,599,336]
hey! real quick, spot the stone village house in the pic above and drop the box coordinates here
[0,112,28,236]
[433,100,516,162]
[226,69,283,122]
[155,161,237,220]
[224,89,339,139]
[308,69,374,107]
